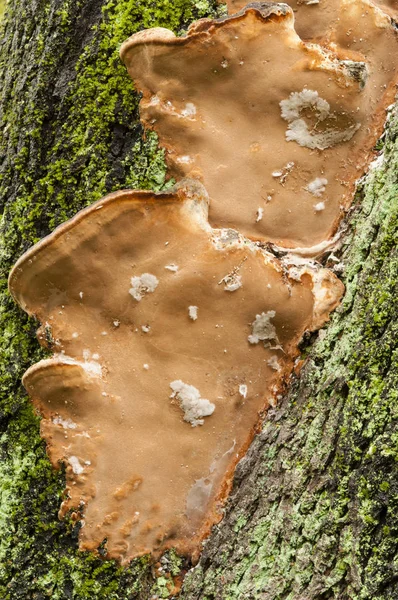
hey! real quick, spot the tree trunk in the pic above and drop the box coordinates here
[1,1,397,599]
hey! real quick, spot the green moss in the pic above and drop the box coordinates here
[0,0,224,597]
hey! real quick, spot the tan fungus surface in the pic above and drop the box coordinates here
[121,1,398,249]
[224,1,397,39]
[9,182,343,562]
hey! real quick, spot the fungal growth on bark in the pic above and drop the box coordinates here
[9,182,342,561]
[9,0,398,565]
[121,1,398,249]
[225,0,398,40]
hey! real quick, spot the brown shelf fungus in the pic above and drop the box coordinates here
[9,181,343,562]
[9,0,398,568]
[121,1,398,249]
[224,1,398,41]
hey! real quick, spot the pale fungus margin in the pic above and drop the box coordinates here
[9,181,342,563]
[8,0,398,568]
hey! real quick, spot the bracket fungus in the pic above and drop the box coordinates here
[225,0,398,40]
[9,181,343,561]
[9,0,398,566]
[121,1,398,249]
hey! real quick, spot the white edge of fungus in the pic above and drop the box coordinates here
[272,231,341,258]
[54,353,102,377]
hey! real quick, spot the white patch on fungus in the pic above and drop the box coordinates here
[256,208,264,222]
[181,102,196,117]
[165,264,179,272]
[248,311,279,346]
[141,325,151,333]
[188,305,198,321]
[177,155,193,164]
[170,380,215,427]
[306,177,328,197]
[143,364,149,370]
[69,456,84,475]
[314,202,325,212]
[239,384,248,399]
[129,273,159,301]
[219,272,242,292]
[280,89,330,122]
[280,89,360,150]
[53,416,77,429]
[267,355,281,371]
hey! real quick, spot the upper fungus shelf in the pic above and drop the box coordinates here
[121,1,398,249]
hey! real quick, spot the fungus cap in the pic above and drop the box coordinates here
[9,181,343,562]
[121,1,398,249]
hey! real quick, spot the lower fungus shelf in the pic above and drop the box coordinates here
[9,181,343,562]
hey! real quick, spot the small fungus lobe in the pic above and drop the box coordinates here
[121,1,398,248]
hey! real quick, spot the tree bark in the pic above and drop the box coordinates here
[1,1,397,599]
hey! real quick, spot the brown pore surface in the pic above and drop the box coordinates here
[9,182,343,562]
[121,1,398,249]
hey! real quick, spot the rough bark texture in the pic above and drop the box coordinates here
[0,1,397,599]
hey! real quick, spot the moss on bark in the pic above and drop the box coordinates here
[1,0,398,598]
